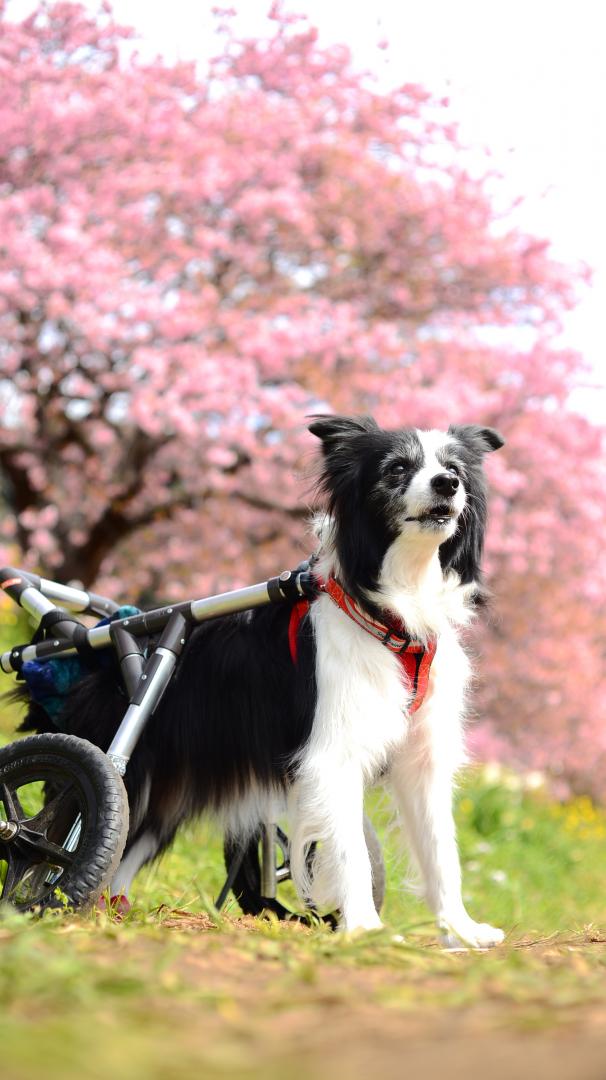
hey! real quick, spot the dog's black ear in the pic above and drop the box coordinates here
[440,424,502,588]
[448,424,504,454]
[308,414,379,449]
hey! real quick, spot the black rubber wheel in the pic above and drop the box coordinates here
[222,813,386,922]
[0,733,129,913]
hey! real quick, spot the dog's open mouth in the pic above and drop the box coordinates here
[406,505,457,527]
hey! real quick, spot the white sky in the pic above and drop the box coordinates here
[9,0,606,415]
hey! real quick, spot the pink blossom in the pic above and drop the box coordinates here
[1,1,605,796]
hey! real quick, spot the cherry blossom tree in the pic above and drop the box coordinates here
[1,1,605,795]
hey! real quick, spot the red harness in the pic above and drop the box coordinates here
[288,576,437,714]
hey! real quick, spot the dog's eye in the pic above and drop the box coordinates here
[388,460,408,475]
[445,463,460,476]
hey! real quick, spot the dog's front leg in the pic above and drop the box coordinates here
[289,759,382,933]
[389,737,504,949]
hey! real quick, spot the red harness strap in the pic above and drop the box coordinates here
[288,577,437,714]
[288,597,310,666]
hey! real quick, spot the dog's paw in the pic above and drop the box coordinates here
[440,918,505,950]
[339,912,384,934]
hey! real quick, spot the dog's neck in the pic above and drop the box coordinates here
[373,534,453,641]
[313,519,473,642]
[379,531,443,592]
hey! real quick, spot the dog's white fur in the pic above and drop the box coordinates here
[288,430,504,947]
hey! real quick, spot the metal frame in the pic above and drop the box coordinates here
[0,563,316,905]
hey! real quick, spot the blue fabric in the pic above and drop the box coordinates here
[21,605,141,723]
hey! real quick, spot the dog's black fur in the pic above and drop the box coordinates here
[19,602,317,857]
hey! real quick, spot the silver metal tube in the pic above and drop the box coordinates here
[42,814,83,887]
[38,579,90,611]
[261,822,277,898]
[19,586,57,623]
[0,579,274,674]
[1,623,111,672]
[0,642,78,672]
[63,815,83,853]
[107,647,177,772]
[87,625,112,648]
[190,582,271,623]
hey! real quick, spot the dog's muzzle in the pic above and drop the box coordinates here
[405,503,459,526]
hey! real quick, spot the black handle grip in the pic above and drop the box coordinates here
[266,567,319,604]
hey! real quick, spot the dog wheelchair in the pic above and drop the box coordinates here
[0,565,385,918]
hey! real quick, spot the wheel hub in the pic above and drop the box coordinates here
[0,820,19,842]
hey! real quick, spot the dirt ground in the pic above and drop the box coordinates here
[130,914,606,1080]
[4,908,606,1079]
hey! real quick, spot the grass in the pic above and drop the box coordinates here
[1,614,606,1077]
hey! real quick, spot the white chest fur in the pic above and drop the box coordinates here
[309,595,411,777]
[307,566,472,783]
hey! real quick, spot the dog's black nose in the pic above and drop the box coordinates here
[431,472,459,496]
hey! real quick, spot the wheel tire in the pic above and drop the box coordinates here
[0,733,129,913]
[223,813,386,921]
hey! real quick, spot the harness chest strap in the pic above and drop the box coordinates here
[288,577,437,714]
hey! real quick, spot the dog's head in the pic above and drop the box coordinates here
[309,415,503,602]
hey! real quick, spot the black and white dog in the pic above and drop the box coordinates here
[21,415,505,947]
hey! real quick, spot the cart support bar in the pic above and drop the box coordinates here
[107,611,190,774]
[0,567,317,674]
[0,567,118,616]
[190,581,272,622]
